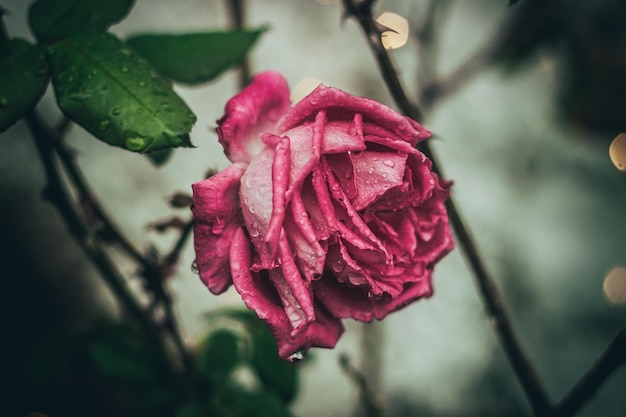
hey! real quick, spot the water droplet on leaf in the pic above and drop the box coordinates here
[124,131,153,151]
[99,119,110,131]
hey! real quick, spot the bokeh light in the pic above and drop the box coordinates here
[603,266,626,304]
[609,133,626,171]
[376,12,409,50]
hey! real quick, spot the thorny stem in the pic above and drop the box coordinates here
[25,110,179,380]
[40,119,195,375]
[549,330,626,417]
[340,354,384,417]
[342,0,553,414]
[343,2,626,417]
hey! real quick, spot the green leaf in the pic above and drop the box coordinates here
[0,39,49,132]
[127,29,266,85]
[197,329,241,384]
[216,385,294,417]
[28,0,136,43]
[88,321,168,383]
[250,320,299,404]
[146,147,174,166]
[204,310,299,403]
[176,401,206,417]
[47,31,196,153]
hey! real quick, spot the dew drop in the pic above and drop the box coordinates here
[211,218,225,235]
[248,221,260,237]
[98,119,110,131]
[139,81,145,87]
[383,159,395,168]
[382,173,388,178]
[124,131,153,151]
[191,260,199,274]
[331,260,345,273]
[121,65,129,73]
[288,350,305,362]
[368,167,374,174]
[344,170,354,180]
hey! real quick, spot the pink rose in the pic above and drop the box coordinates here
[192,71,454,360]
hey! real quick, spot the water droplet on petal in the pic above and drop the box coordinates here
[248,221,260,238]
[191,260,199,274]
[331,260,345,273]
[288,350,305,362]
[211,217,225,235]
[383,160,395,168]
[368,167,374,174]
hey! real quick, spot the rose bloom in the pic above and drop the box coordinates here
[192,71,454,360]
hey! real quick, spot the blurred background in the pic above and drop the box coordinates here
[2,0,626,416]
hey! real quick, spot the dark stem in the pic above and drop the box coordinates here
[342,0,551,414]
[46,123,196,375]
[226,0,251,87]
[339,354,384,417]
[25,111,177,378]
[549,330,626,417]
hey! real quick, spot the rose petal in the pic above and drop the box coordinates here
[276,84,430,145]
[217,71,291,163]
[230,228,343,360]
[192,162,247,294]
[265,136,291,259]
[320,115,366,154]
[315,268,433,322]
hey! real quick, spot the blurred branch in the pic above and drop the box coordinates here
[25,109,194,376]
[226,0,251,87]
[342,1,551,415]
[413,0,453,107]
[25,110,177,377]
[342,0,423,122]
[339,354,384,417]
[550,329,626,417]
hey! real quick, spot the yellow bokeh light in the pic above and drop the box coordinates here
[376,12,409,50]
[603,266,626,304]
[291,78,324,103]
[609,133,626,171]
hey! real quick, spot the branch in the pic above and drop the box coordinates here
[342,1,551,414]
[226,0,251,87]
[550,330,626,417]
[339,354,384,417]
[25,111,176,377]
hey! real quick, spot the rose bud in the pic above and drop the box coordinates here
[192,71,454,360]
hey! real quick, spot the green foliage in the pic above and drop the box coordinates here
[197,329,241,384]
[146,147,174,166]
[47,31,196,153]
[0,39,49,132]
[87,321,170,383]
[28,0,136,43]
[195,310,300,416]
[214,384,294,417]
[127,29,265,85]
[250,320,299,403]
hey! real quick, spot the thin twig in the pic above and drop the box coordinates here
[226,0,251,87]
[25,111,177,378]
[342,1,551,414]
[339,354,384,417]
[550,329,626,417]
